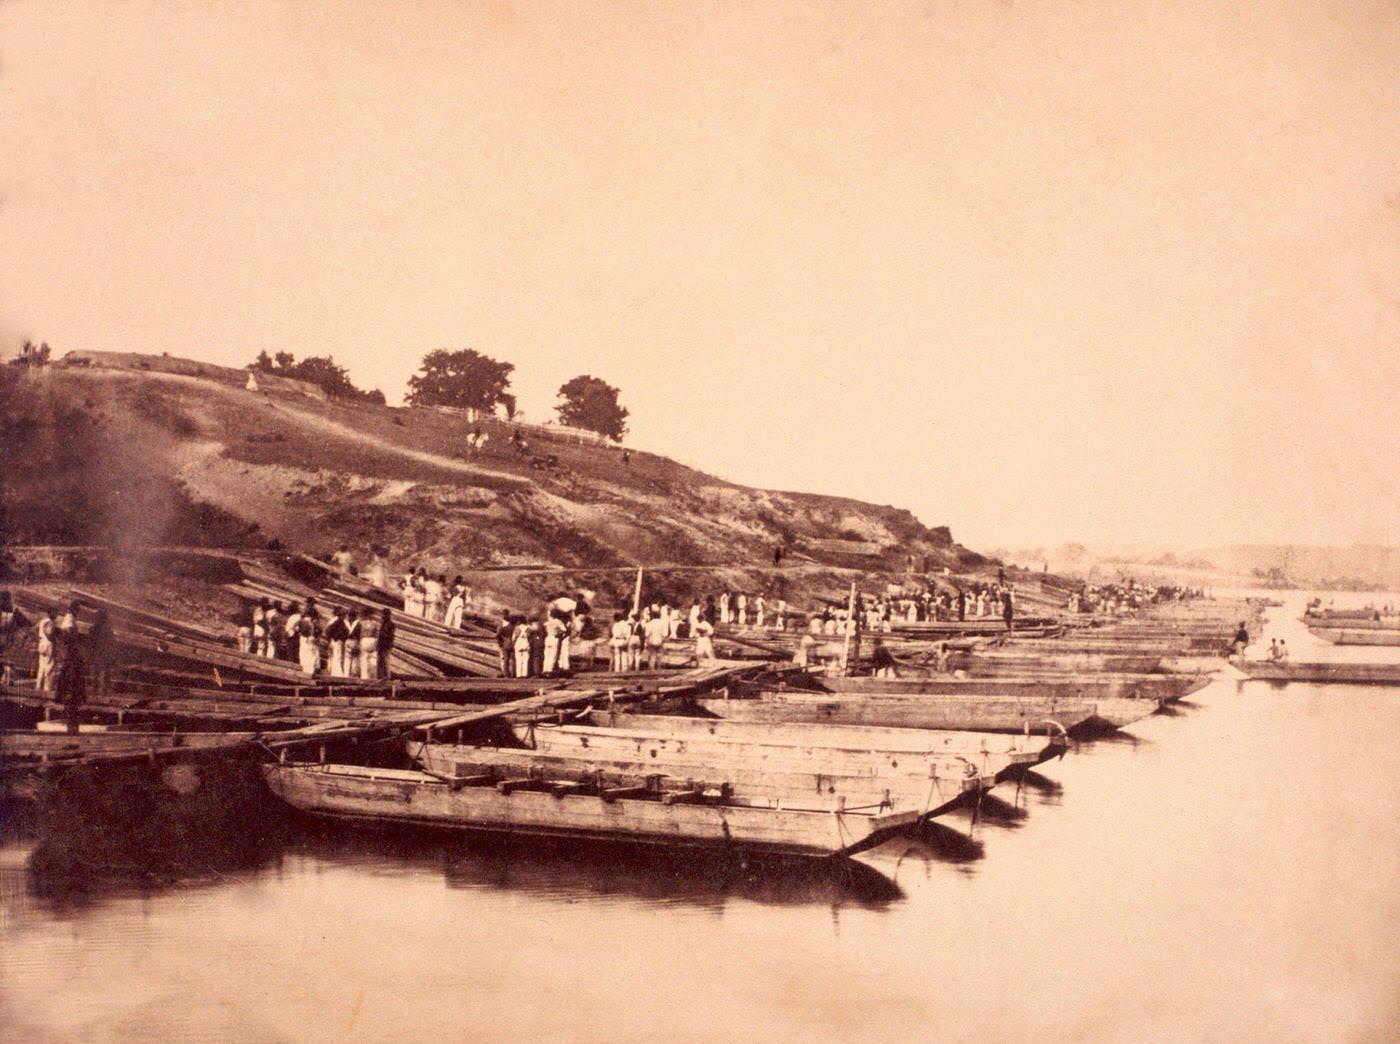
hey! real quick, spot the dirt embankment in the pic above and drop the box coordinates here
[2,360,990,607]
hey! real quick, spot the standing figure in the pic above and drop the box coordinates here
[53,619,86,735]
[609,612,630,672]
[376,608,395,679]
[496,612,516,677]
[0,593,29,686]
[88,608,114,699]
[694,617,715,663]
[34,610,56,692]
[357,609,380,681]
[643,611,669,670]
[325,608,349,676]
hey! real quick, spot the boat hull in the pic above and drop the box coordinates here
[1308,628,1400,647]
[1237,662,1400,685]
[698,691,1157,734]
[263,763,919,858]
[410,742,985,820]
[517,717,1046,783]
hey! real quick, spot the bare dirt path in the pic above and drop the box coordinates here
[97,368,530,488]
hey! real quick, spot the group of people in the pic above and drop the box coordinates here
[399,569,473,628]
[237,598,395,679]
[0,593,114,734]
[494,594,591,678]
[713,592,787,629]
[1071,581,1204,615]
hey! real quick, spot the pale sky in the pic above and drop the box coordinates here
[3,0,1397,551]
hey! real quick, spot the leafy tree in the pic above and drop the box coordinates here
[249,351,383,403]
[406,349,516,415]
[555,375,628,442]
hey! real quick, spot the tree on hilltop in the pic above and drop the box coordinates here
[555,375,628,442]
[250,351,385,404]
[406,349,516,416]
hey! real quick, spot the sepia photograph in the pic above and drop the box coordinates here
[1,1,1398,1041]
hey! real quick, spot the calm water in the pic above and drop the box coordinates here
[4,594,1400,1043]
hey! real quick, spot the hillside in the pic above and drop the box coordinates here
[1,354,990,609]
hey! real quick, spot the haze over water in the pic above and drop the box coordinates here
[4,594,1399,1042]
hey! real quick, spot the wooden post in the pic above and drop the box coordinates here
[839,581,857,674]
[631,566,643,617]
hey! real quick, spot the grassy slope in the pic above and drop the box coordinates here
[3,363,989,608]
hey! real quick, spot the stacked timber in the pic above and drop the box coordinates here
[9,589,315,686]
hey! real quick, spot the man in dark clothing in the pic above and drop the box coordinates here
[376,608,395,679]
[87,608,114,699]
[526,619,546,678]
[1231,622,1249,658]
[496,612,515,677]
[0,591,30,687]
[1002,590,1014,631]
[53,622,86,734]
[956,588,966,622]
[871,639,900,678]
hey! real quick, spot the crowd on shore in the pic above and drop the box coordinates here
[1070,581,1204,615]
[235,598,396,680]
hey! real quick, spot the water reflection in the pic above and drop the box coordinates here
[289,822,906,907]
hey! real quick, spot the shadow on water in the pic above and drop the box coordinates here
[18,756,288,908]
[1018,770,1064,796]
[290,819,904,908]
[1077,729,1151,749]
[972,793,1029,827]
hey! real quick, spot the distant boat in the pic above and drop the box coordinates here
[1307,628,1400,647]
[697,689,1157,735]
[808,672,1208,703]
[261,762,920,860]
[1236,662,1400,685]
[1303,616,1400,632]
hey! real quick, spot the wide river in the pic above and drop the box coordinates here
[3,593,1399,1043]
